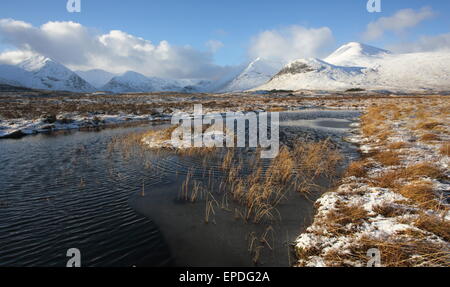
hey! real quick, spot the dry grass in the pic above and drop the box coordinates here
[414,213,450,241]
[374,150,401,166]
[399,181,438,210]
[313,204,370,237]
[266,106,287,112]
[416,121,444,131]
[298,97,450,267]
[265,146,294,184]
[440,143,450,156]
[360,105,397,143]
[292,139,343,179]
[345,160,369,178]
[328,204,369,226]
[370,162,443,191]
[403,163,443,179]
[347,236,449,267]
[191,139,344,224]
[388,142,408,150]
[372,203,407,218]
[420,133,441,142]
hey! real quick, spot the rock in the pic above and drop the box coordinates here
[41,125,55,131]
[43,114,57,123]
[58,117,74,124]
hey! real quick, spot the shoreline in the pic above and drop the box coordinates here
[295,99,449,267]
[1,91,444,140]
[0,115,171,139]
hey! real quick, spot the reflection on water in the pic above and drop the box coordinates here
[0,109,360,267]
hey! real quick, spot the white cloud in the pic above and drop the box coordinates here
[248,25,335,63]
[363,7,435,41]
[389,33,450,53]
[0,49,39,65]
[205,40,224,53]
[0,18,231,79]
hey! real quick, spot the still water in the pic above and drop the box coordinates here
[0,110,360,267]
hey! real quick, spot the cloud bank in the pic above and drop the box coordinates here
[0,19,231,79]
[363,7,435,41]
[248,25,335,63]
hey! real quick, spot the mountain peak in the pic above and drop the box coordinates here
[19,55,55,72]
[333,42,390,57]
[324,42,390,67]
[116,71,150,83]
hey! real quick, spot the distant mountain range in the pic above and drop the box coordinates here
[100,71,212,93]
[1,42,449,93]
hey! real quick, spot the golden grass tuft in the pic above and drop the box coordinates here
[420,133,441,142]
[388,142,408,150]
[440,143,450,156]
[416,121,443,130]
[345,160,369,178]
[371,170,402,189]
[403,163,443,179]
[372,203,406,218]
[374,150,401,166]
[414,213,450,241]
[399,181,438,210]
[265,146,294,184]
[292,139,343,179]
[346,236,450,267]
[318,204,370,237]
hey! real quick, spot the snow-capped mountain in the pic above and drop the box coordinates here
[76,69,116,88]
[218,58,284,92]
[324,42,390,67]
[256,58,368,91]
[255,42,450,92]
[0,56,95,92]
[101,71,210,93]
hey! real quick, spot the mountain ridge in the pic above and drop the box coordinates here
[255,42,450,92]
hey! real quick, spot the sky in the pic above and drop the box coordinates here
[0,0,449,79]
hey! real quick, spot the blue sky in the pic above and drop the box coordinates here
[0,0,449,77]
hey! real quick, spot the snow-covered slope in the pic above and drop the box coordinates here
[218,58,284,92]
[257,58,368,91]
[324,42,390,67]
[76,69,116,88]
[255,43,450,92]
[0,56,95,92]
[101,71,210,93]
[0,64,30,87]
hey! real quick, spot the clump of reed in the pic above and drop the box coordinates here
[218,139,343,224]
[345,160,371,178]
[291,139,343,180]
